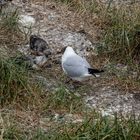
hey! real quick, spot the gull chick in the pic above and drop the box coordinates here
[30,35,51,56]
[61,47,104,81]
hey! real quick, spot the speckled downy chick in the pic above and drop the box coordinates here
[30,35,51,57]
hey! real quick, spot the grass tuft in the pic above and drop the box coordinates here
[99,3,140,64]
[0,7,24,47]
[44,85,84,113]
[0,57,28,105]
[0,56,45,107]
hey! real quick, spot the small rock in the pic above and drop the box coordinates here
[116,63,127,71]
[19,15,35,27]
[64,114,83,123]
[18,15,35,33]
[34,55,48,67]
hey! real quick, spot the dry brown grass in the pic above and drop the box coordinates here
[0,8,25,48]
[0,1,140,139]
[0,26,24,47]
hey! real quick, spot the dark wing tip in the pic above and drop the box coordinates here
[88,68,104,75]
[100,70,104,72]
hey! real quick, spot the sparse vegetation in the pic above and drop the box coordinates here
[0,0,140,139]
[99,3,140,63]
[0,57,27,104]
[0,55,47,108]
[0,8,24,46]
[1,112,140,139]
[44,85,84,113]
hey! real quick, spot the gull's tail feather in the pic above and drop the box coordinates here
[88,68,104,77]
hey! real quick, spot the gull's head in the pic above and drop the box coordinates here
[62,47,75,62]
[64,47,75,54]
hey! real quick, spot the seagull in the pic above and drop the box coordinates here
[61,47,104,81]
[29,35,51,56]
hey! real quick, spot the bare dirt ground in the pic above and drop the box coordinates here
[1,0,140,132]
